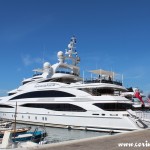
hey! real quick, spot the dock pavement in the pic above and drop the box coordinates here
[20,129,150,150]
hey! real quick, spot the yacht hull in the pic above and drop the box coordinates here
[0,107,143,133]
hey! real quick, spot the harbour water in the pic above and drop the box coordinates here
[16,124,111,144]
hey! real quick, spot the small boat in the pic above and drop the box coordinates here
[0,127,31,138]
[0,131,39,149]
[12,127,47,143]
[0,121,12,128]
[0,127,47,149]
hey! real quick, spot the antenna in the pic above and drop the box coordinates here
[83,70,85,83]
[122,74,124,85]
[65,36,80,66]
[42,45,46,64]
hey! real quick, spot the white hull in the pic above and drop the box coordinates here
[0,106,144,133]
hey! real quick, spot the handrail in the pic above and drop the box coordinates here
[84,79,122,86]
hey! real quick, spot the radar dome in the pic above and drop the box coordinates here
[43,62,51,68]
[57,51,64,58]
[68,43,72,48]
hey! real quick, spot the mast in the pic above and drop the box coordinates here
[13,102,17,139]
[65,36,80,66]
[56,36,81,77]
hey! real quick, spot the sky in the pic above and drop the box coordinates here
[0,0,150,96]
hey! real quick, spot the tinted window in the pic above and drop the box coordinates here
[8,93,16,96]
[10,90,75,100]
[21,103,86,112]
[0,104,14,108]
[93,103,132,111]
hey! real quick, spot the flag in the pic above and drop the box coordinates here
[134,90,144,105]
[147,98,150,103]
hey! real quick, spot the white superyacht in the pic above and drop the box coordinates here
[0,36,148,133]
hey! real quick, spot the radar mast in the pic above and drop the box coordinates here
[65,36,80,66]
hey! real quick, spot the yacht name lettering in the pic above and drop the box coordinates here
[35,83,58,88]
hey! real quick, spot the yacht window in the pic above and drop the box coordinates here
[21,103,87,112]
[40,78,77,84]
[93,103,132,111]
[39,78,53,82]
[79,88,114,96]
[8,93,16,96]
[0,104,14,108]
[10,90,75,100]
[22,81,32,85]
[56,67,72,75]
[33,73,42,77]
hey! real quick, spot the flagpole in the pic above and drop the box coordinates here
[83,70,84,83]
[91,73,92,81]
[122,74,123,85]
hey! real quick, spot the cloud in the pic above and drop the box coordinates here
[22,54,43,66]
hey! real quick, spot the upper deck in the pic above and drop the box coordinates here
[83,69,123,86]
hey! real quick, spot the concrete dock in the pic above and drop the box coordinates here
[21,129,150,150]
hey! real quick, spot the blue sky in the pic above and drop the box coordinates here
[0,0,150,96]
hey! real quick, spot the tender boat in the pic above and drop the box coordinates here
[0,127,47,149]
[0,36,148,133]
[0,131,39,149]
[0,127,31,138]
[0,121,12,128]
[12,127,47,143]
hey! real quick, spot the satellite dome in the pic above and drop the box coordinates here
[43,62,51,68]
[68,43,72,48]
[57,51,64,58]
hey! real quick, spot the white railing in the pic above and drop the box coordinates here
[136,111,150,121]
